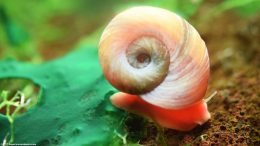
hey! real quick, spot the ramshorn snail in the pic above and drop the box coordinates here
[99,6,211,131]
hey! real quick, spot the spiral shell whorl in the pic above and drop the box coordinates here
[99,6,209,109]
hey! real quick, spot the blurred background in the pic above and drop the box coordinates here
[0,0,259,63]
[0,0,259,145]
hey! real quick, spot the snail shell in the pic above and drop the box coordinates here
[99,6,209,109]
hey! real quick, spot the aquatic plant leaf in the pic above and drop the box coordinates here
[210,0,260,17]
[0,46,126,146]
[234,0,260,16]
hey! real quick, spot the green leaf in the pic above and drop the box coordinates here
[235,0,260,16]
[210,0,260,17]
[0,46,126,145]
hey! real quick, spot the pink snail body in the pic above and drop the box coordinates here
[99,6,210,131]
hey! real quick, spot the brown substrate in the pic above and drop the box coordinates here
[126,8,260,146]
